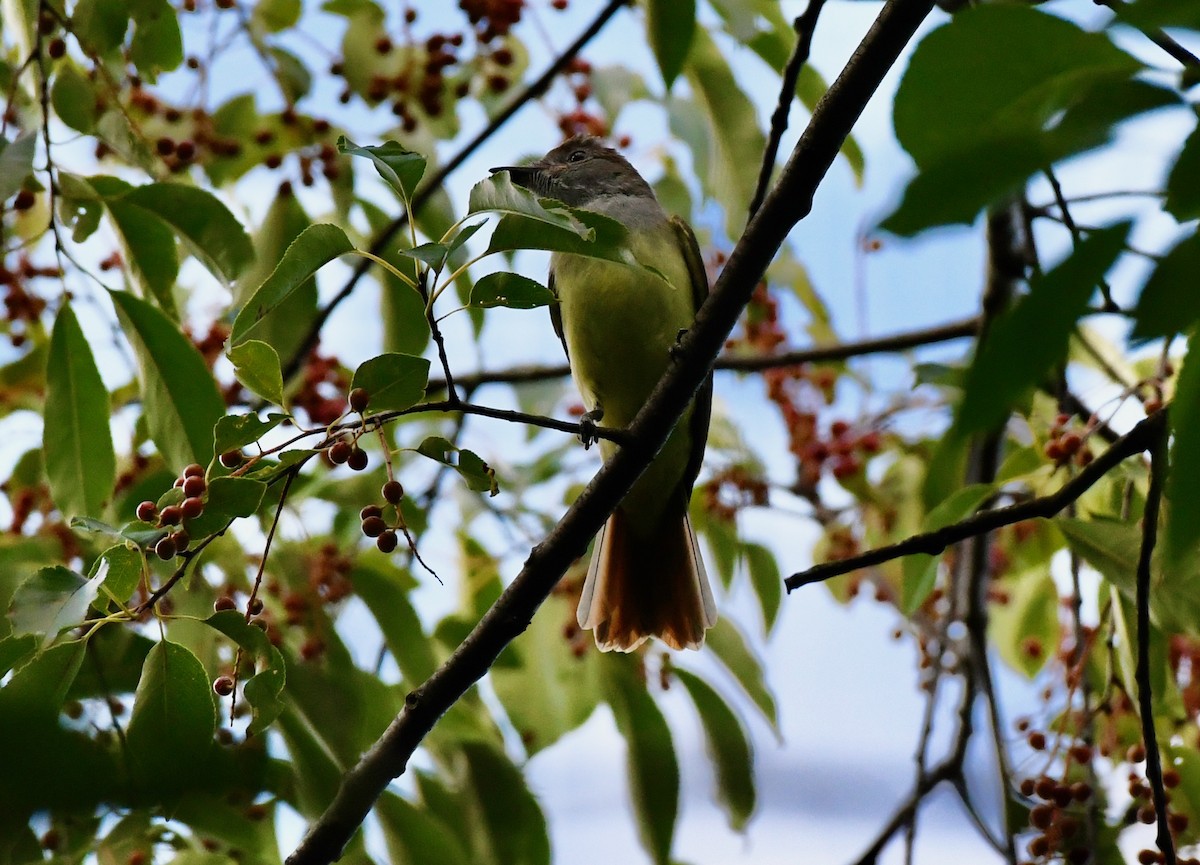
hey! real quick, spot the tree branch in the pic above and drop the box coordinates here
[285,0,937,861]
[785,410,1166,592]
[280,0,632,382]
[1136,421,1175,865]
[748,0,828,218]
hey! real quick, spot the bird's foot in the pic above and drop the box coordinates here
[669,328,689,360]
[579,406,604,450]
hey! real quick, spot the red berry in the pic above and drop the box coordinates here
[348,387,369,412]
[382,480,404,504]
[156,137,175,156]
[136,500,157,522]
[181,496,204,519]
[183,475,206,497]
[172,530,189,552]
[360,504,382,520]
[329,440,352,464]
[184,463,204,478]
[347,447,368,471]
[155,536,177,560]
[159,505,182,526]
[361,515,387,538]
[213,675,235,696]
[214,595,236,612]
[376,530,398,553]
[1028,731,1047,751]
[219,449,243,468]
[1128,743,1147,763]
[47,37,65,59]
[12,189,35,210]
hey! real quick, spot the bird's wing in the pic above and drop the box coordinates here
[547,270,570,360]
[671,215,712,504]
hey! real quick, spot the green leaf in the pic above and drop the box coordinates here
[647,0,695,88]
[270,46,312,101]
[399,242,450,271]
[90,176,180,315]
[674,669,755,831]
[0,639,85,712]
[213,412,287,455]
[232,224,354,346]
[338,137,427,202]
[67,624,154,699]
[470,173,593,238]
[469,272,556,310]
[454,743,551,865]
[1132,231,1200,341]
[350,565,434,685]
[123,183,254,285]
[492,593,601,755]
[73,0,129,56]
[44,303,115,519]
[0,134,35,203]
[902,483,995,613]
[955,223,1130,437]
[91,544,144,611]
[125,640,217,792]
[228,340,285,406]
[51,62,98,133]
[483,210,630,264]
[129,0,183,81]
[204,611,285,735]
[682,27,766,236]
[742,542,781,632]
[1166,333,1200,568]
[893,5,1140,170]
[989,566,1059,678]
[110,290,226,470]
[376,793,471,865]
[415,436,498,495]
[253,0,301,31]
[8,565,104,645]
[360,199,432,356]
[705,617,779,732]
[604,655,678,865]
[184,476,267,538]
[349,353,430,413]
[1166,123,1200,221]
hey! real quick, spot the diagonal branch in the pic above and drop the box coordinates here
[284,1,937,861]
[280,0,632,382]
[785,410,1166,592]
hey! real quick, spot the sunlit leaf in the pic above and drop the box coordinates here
[742,542,781,632]
[338,137,426,201]
[8,565,104,646]
[110,290,225,471]
[213,413,287,456]
[415,436,498,495]
[902,483,994,614]
[706,617,779,733]
[44,304,115,519]
[128,0,183,81]
[0,133,36,203]
[228,340,285,406]
[989,566,1059,678]
[205,611,286,735]
[349,353,430,413]
[183,477,268,538]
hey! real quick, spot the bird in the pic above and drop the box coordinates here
[491,135,716,651]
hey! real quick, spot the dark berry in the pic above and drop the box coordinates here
[382,480,404,504]
[181,496,204,519]
[329,440,352,464]
[219,449,243,468]
[347,447,368,471]
[376,530,398,553]
[47,37,66,59]
[159,504,182,526]
[248,597,263,615]
[348,387,369,412]
[136,500,157,522]
[360,504,383,520]
[214,595,236,612]
[183,475,206,497]
[172,530,189,551]
[184,463,204,478]
[12,189,35,210]
[361,515,387,538]
[155,535,177,560]
[213,675,235,696]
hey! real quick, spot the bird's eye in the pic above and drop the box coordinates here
[568,149,587,163]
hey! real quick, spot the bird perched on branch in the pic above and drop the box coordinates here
[492,136,716,651]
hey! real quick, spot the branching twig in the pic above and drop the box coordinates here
[284,1,937,860]
[785,410,1167,591]
[1136,421,1175,865]
[1097,0,1200,68]
[748,0,828,218]
[280,0,632,382]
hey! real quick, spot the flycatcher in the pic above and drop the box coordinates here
[491,136,716,652]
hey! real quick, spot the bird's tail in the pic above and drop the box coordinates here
[577,507,717,652]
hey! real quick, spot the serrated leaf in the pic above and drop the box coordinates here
[228,340,285,406]
[213,412,286,455]
[706,617,779,733]
[338,137,426,202]
[110,290,225,471]
[8,565,105,646]
[183,476,267,538]
[204,611,285,735]
[469,272,556,309]
[232,224,354,346]
[1166,333,1200,568]
[122,183,254,285]
[604,656,678,865]
[44,303,115,519]
[647,0,695,88]
[125,640,217,791]
[674,669,755,831]
[955,223,1129,437]
[0,134,36,203]
[350,353,430,413]
[902,483,995,614]
[1132,231,1200,342]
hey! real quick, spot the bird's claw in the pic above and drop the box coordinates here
[669,328,689,360]
[579,407,604,450]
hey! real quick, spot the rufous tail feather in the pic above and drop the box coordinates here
[577,507,716,652]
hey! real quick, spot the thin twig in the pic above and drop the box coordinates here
[279,0,632,382]
[785,410,1167,591]
[1044,168,1118,311]
[1097,0,1200,68]
[748,0,828,219]
[1136,421,1175,864]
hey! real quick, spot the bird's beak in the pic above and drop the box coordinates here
[489,163,542,191]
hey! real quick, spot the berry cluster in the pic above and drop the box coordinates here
[359,480,407,553]
[1,256,55,347]
[459,0,524,40]
[556,58,608,139]
[135,463,209,560]
[1044,414,1094,468]
[294,347,350,426]
[701,465,769,523]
